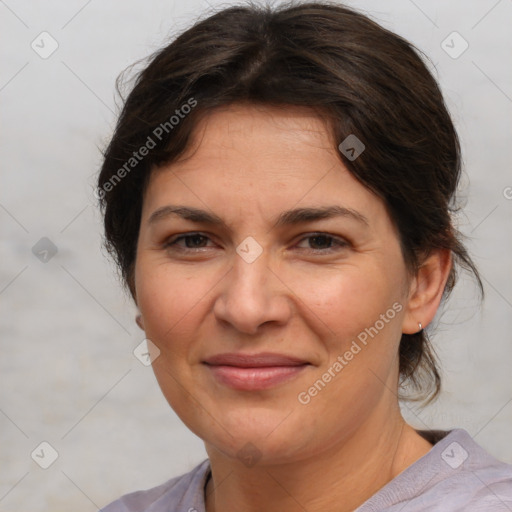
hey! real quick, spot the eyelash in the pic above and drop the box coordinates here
[162,232,349,254]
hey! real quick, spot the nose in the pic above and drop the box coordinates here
[212,249,292,334]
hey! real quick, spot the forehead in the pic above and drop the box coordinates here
[142,104,387,228]
[168,103,338,173]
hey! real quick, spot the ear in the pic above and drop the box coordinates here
[135,311,145,331]
[402,248,452,334]
[130,273,145,330]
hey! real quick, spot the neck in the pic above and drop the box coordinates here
[204,406,432,512]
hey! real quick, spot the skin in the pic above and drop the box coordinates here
[134,103,452,512]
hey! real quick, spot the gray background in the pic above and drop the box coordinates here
[1,0,511,510]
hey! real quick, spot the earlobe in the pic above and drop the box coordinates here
[402,249,452,334]
[132,279,144,330]
[135,313,145,330]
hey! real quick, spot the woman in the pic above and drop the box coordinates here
[97,2,512,510]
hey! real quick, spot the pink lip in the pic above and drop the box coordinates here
[203,352,310,390]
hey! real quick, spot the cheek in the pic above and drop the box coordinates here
[135,259,213,350]
[289,262,401,340]
[134,261,208,409]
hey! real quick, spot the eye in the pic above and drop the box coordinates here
[161,232,349,255]
[295,233,349,253]
[163,233,215,251]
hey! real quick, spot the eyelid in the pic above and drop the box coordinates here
[162,231,350,253]
[162,231,215,248]
[293,232,350,251]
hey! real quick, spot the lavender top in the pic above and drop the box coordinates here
[101,429,512,511]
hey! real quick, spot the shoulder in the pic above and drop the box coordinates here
[359,429,512,511]
[100,459,210,512]
[410,429,512,510]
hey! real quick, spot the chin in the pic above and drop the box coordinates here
[197,409,316,465]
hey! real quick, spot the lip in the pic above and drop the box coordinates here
[203,352,308,367]
[203,352,310,391]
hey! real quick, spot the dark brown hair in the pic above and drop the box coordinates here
[97,1,483,403]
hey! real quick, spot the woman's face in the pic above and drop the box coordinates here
[135,104,415,464]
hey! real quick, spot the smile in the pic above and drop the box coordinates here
[203,352,311,391]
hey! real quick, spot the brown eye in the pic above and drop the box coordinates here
[295,233,349,253]
[308,235,334,250]
[163,233,213,250]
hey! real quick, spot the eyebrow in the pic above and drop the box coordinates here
[147,205,369,228]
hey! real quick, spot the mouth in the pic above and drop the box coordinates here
[202,352,311,391]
